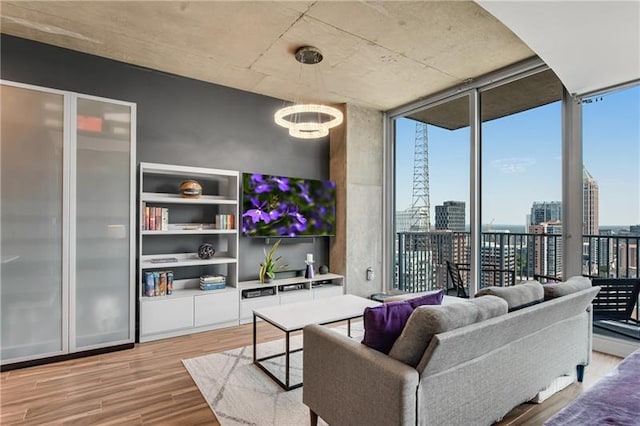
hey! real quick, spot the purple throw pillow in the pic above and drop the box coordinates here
[362,290,444,354]
[406,290,444,309]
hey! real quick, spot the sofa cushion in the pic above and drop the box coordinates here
[475,281,544,312]
[362,290,444,354]
[388,295,507,367]
[543,276,592,300]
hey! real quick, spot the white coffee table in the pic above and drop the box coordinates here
[252,294,380,391]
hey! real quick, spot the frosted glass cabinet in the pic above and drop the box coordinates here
[1,80,136,367]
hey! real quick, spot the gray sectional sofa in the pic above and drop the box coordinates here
[303,276,599,426]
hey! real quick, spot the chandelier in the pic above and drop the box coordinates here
[274,46,343,139]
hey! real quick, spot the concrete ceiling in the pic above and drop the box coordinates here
[407,69,563,130]
[0,1,536,111]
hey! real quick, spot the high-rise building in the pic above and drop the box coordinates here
[583,166,599,236]
[530,201,562,225]
[395,209,415,233]
[528,221,563,278]
[582,167,600,275]
[481,242,516,287]
[618,241,638,278]
[435,201,465,232]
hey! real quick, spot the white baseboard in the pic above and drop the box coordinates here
[593,334,640,358]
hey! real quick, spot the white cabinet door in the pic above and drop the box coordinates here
[141,297,193,335]
[313,286,344,299]
[239,296,280,324]
[1,83,66,363]
[280,290,313,305]
[195,291,239,327]
[74,96,135,349]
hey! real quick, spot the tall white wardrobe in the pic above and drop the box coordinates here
[1,80,136,367]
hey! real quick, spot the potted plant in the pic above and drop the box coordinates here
[259,239,288,283]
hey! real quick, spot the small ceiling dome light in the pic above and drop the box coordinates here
[274,46,343,139]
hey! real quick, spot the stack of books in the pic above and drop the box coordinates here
[200,274,226,291]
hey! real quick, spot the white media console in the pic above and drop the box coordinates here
[238,273,344,324]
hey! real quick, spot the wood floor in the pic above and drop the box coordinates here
[1,323,622,425]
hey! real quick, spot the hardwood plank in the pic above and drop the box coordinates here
[0,323,623,425]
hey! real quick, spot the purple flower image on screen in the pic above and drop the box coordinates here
[272,176,291,192]
[243,198,272,224]
[242,173,336,237]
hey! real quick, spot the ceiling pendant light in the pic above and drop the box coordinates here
[274,46,343,139]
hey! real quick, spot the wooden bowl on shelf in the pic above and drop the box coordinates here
[179,180,202,198]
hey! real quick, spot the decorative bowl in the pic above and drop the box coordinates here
[179,180,202,198]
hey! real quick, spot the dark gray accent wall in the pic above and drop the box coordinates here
[1,34,331,280]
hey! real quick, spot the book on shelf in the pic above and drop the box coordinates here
[149,257,178,264]
[167,271,173,294]
[144,207,169,231]
[161,208,168,231]
[215,214,235,230]
[144,271,155,297]
[167,223,216,231]
[144,270,174,297]
[200,282,226,291]
[153,271,160,296]
[158,271,167,296]
[149,207,156,231]
[155,208,162,232]
[200,274,226,284]
[143,202,149,230]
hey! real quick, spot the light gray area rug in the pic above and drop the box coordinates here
[183,325,362,426]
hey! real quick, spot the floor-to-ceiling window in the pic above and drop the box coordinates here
[386,60,569,296]
[582,82,640,345]
[480,70,563,288]
[393,96,469,293]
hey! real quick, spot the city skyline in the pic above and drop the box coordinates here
[395,85,639,227]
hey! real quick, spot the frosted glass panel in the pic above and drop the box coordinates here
[75,98,131,348]
[1,84,65,361]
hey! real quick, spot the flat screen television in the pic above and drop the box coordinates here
[242,172,336,237]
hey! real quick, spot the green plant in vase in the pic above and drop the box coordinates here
[259,239,288,283]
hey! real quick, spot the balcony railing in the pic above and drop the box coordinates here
[396,231,639,292]
[396,231,640,338]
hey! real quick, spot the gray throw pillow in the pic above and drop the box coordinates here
[475,281,544,311]
[543,276,592,300]
[388,296,507,368]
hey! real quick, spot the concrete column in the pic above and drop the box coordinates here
[562,88,583,278]
[330,104,384,297]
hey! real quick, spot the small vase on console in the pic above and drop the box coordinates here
[305,253,315,279]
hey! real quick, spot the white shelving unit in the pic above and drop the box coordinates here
[238,273,344,324]
[138,162,240,342]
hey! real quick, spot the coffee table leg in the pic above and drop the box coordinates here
[253,313,257,363]
[285,331,290,388]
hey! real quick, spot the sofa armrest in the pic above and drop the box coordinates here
[303,324,419,426]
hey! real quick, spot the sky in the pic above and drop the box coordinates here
[395,85,640,227]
